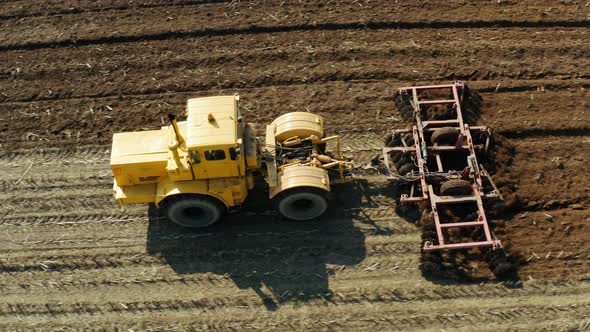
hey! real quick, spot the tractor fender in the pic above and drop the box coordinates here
[155,177,230,208]
[269,165,330,199]
[271,112,324,142]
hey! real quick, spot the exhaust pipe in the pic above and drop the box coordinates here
[167,114,185,171]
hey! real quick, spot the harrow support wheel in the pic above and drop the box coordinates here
[276,187,328,221]
[431,127,459,145]
[440,179,472,196]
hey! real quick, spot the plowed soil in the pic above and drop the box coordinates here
[1,1,589,330]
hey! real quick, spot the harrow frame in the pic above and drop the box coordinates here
[383,82,504,252]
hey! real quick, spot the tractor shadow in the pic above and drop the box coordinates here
[146,180,368,310]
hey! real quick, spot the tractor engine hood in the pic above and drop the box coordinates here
[110,128,170,186]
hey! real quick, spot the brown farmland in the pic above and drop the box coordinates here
[0,1,589,330]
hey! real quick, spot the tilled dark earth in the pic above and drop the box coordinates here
[0,1,589,330]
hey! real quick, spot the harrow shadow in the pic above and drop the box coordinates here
[381,180,524,287]
[146,181,367,310]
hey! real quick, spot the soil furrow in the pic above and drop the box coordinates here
[500,127,590,139]
[2,63,588,104]
[2,40,587,82]
[1,82,588,151]
[2,20,590,52]
[0,0,224,20]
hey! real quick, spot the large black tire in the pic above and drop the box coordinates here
[164,195,225,228]
[440,179,472,196]
[276,187,328,221]
[431,127,459,145]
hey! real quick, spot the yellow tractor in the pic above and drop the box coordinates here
[110,95,352,227]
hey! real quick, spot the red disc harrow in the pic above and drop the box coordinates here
[383,82,504,252]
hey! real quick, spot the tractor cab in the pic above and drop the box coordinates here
[184,95,246,179]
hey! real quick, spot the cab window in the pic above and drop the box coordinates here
[229,147,238,160]
[204,149,226,161]
[188,150,201,164]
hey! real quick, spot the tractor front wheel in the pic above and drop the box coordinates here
[276,188,328,221]
[164,195,225,228]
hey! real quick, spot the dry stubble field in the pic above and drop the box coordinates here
[0,1,589,330]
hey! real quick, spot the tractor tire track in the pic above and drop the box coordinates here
[0,286,588,324]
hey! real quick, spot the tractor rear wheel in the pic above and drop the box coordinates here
[164,195,225,228]
[276,187,328,221]
[440,179,472,196]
